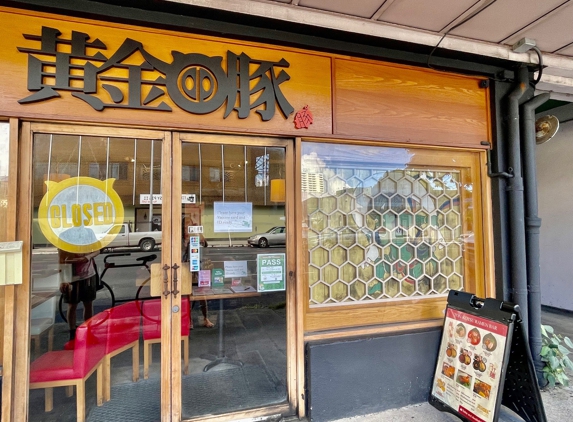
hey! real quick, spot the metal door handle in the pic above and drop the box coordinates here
[172,263,180,298]
[162,264,170,298]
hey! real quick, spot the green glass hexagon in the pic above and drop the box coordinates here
[331,281,348,301]
[416,243,431,262]
[383,212,397,230]
[350,281,366,300]
[415,211,429,228]
[311,282,329,304]
[449,274,463,291]
[368,280,383,298]
[349,245,365,265]
[321,228,338,249]
[433,275,448,293]
[341,263,357,283]
[393,227,407,247]
[308,265,320,286]
[319,196,337,214]
[331,246,347,266]
[385,277,400,297]
[323,264,339,285]
[358,263,374,281]
[310,247,328,267]
[399,212,414,229]
[409,259,423,279]
[338,193,353,214]
[400,244,415,262]
[309,211,327,232]
[376,261,391,280]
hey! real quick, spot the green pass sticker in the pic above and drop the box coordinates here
[257,253,285,292]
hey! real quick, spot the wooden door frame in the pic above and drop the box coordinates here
[11,122,173,421]
[175,132,299,421]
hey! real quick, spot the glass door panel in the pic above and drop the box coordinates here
[28,129,168,422]
[177,135,289,420]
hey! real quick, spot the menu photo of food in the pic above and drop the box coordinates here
[458,348,472,366]
[468,328,481,346]
[473,354,487,373]
[446,342,457,358]
[456,370,472,389]
[483,333,498,352]
[456,323,466,338]
[473,379,492,400]
[442,362,456,380]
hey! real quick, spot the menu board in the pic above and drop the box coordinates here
[431,308,508,422]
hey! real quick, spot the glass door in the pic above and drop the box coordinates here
[172,133,294,420]
[27,124,175,422]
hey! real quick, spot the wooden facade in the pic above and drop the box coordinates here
[0,6,494,422]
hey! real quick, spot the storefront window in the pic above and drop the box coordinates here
[302,142,478,309]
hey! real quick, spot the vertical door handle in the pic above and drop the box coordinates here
[172,263,180,298]
[162,264,171,298]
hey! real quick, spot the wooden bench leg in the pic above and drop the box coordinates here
[133,341,140,382]
[97,362,103,406]
[45,387,53,412]
[183,336,189,375]
[48,326,54,351]
[143,340,150,380]
[65,385,74,397]
[76,381,85,422]
[104,355,111,402]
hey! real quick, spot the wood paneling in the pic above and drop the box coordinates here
[0,8,332,137]
[333,58,490,148]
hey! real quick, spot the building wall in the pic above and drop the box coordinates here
[537,120,573,311]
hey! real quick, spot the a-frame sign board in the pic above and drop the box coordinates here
[429,290,547,422]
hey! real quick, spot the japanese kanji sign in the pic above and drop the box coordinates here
[17,26,294,121]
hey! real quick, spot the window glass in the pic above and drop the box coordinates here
[302,142,477,308]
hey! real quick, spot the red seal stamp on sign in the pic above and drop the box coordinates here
[294,105,313,129]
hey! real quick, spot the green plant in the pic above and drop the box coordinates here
[540,324,573,387]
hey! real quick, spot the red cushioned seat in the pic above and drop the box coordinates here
[29,311,109,422]
[142,298,190,378]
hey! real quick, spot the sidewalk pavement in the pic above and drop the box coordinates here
[332,386,573,421]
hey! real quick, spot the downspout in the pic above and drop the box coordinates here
[521,92,550,386]
[506,65,529,336]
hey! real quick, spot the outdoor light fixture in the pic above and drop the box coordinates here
[535,115,559,144]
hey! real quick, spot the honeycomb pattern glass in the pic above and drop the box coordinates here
[302,142,473,307]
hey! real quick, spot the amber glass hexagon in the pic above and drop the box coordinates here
[349,245,365,265]
[311,282,329,303]
[310,247,329,267]
[331,246,347,266]
[350,281,367,300]
[338,193,353,214]
[385,277,400,297]
[331,281,348,301]
[341,263,357,283]
[322,264,339,285]
[309,211,327,232]
[319,196,337,214]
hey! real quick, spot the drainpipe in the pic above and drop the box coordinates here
[521,92,550,386]
[506,65,529,337]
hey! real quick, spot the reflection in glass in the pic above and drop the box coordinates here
[302,142,475,307]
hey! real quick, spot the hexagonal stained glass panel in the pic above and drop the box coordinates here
[302,142,472,307]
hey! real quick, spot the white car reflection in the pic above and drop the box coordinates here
[248,226,286,248]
